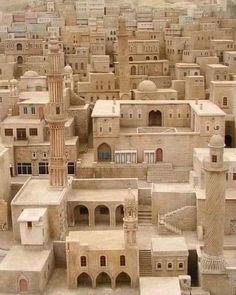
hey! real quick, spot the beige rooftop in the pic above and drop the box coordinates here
[151,236,188,256]
[17,208,47,223]
[67,230,125,250]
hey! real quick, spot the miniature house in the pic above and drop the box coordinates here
[17,207,49,246]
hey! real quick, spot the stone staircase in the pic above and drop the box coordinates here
[138,205,152,225]
[147,164,190,183]
[139,249,152,277]
[158,205,196,234]
[158,216,182,235]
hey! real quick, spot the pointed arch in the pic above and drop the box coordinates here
[115,272,131,287]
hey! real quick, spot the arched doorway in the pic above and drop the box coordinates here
[116,205,124,226]
[149,110,162,126]
[95,205,110,226]
[131,66,136,75]
[17,56,23,64]
[19,278,28,292]
[97,143,111,162]
[156,148,163,162]
[225,135,232,148]
[116,272,131,288]
[74,205,89,226]
[77,273,92,288]
[96,272,111,287]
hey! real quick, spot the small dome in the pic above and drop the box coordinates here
[209,134,225,148]
[23,70,39,78]
[137,80,157,92]
[64,64,73,74]
[10,78,18,84]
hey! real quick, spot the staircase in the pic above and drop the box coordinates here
[158,205,196,234]
[147,164,190,183]
[139,250,152,277]
[138,206,152,225]
[147,163,173,183]
[158,216,182,235]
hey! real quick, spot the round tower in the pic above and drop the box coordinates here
[117,16,131,99]
[46,38,68,188]
[201,134,228,274]
[123,188,138,247]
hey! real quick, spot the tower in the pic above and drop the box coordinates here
[200,134,229,294]
[46,39,68,188]
[117,16,131,99]
[123,188,138,247]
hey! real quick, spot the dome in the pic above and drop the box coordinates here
[209,134,225,148]
[10,78,18,84]
[64,64,73,74]
[137,80,157,92]
[23,70,39,78]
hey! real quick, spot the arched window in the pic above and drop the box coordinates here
[17,43,23,51]
[100,256,106,267]
[129,56,133,61]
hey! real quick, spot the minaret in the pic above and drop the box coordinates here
[117,16,131,99]
[201,135,228,287]
[46,39,68,188]
[123,188,138,247]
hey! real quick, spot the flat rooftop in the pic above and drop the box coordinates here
[152,236,188,256]
[140,277,181,295]
[153,183,195,193]
[92,100,120,118]
[19,91,49,102]
[189,100,225,116]
[69,188,138,202]
[0,246,50,271]
[67,230,124,250]
[12,178,67,206]
[17,207,47,222]
[2,116,42,124]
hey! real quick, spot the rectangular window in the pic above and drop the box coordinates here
[16,128,27,140]
[17,163,32,175]
[56,106,60,114]
[27,221,32,228]
[120,255,126,266]
[80,256,87,267]
[38,162,49,175]
[223,97,228,106]
[29,128,38,136]
[31,107,36,114]
[23,107,28,114]
[100,256,106,267]
[212,155,217,163]
[233,173,236,180]
[5,129,13,136]
[67,162,75,175]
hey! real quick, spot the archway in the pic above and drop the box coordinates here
[17,56,23,64]
[19,278,28,292]
[97,143,111,162]
[95,205,110,226]
[156,148,163,162]
[149,110,162,126]
[74,205,89,226]
[225,135,232,148]
[96,272,111,287]
[131,66,136,75]
[116,272,131,288]
[77,273,92,288]
[116,205,124,226]
[129,56,133,62]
